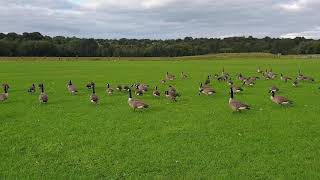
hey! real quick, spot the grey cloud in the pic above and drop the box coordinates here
[0,0,319,39]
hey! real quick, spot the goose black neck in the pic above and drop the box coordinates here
[69,80,72,85]
[230,87,234,99]
[272,91,275,97]
[128,89,132,98]
[92,85,95,94]
[41,84,44,93]
[155,86,158,90]
[107,84,110,88]
[4,86,7,93]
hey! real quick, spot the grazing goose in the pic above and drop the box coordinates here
[280,74,292,82]
[38,84,48,103]
[153,86,160,97]
[86,82,94,89]
[137,83,148,92]
[90,84,99,104]
[28,84,36,93]
[270,85,279,92]
[270,91,291,105]
[166,72,176,81]
[128,89,149,110]
[106,83,113,95]
[249,76,260,81]
[67,80,78,94]
[0,85,9,102]
[181,72,188,79]
[168,85,181,97]
[199,83,216,96]
[229,87,250,112]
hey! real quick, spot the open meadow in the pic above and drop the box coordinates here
[1,55,320,179]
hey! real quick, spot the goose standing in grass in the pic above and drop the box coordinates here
[38,84,48,103]
[0,84,9,102]
[106,83,113,95]
[28,84,36,93]
[165,90,177,102]
[181,72,188,79]
[166,72,176,81]
[270,91,292,105]
[229,81,243,93]
[280,74,292,82]
[90,84,99,104]
[229,87,250,112]
[134,85,144,96]
[153,86,160,97]
[128,89,149,111]
[67,80,78,94]
[243,79,255,86]
[238,74,247,82]
[199,83,216,96]
[122,85,130,92]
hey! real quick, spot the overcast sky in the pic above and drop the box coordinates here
[0,0,319,39]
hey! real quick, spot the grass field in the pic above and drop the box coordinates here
[1,56,320,179]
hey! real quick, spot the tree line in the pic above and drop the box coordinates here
[0,32,320,57]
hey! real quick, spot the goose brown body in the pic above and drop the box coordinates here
[38,84,48,103]
[229,87,250,111]
[270,91,291,105]
[128,89,149,110]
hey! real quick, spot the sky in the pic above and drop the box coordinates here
[0,0,319,39]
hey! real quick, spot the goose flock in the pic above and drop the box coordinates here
[0,68,318,112]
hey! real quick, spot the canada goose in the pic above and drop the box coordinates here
[106,83,113,95]
[270,86,279,92]
[270,91,291,105]
[168,85,181,97]
[243,79,255,86]
[86,82,94,89]
[229,81,243,93]
[165,90,177,101]
[38,84,48,103]
[67,80,78,94]
[166,72,176,81]
[28,84,36,93]
[280,74,292,82]
[137,83,148,92]
[181,72,188,79]
[90,84,99,104]
[238,74,247,82]
[229,87,250,112]
[134,85,144,96]
[0,84,9,102]
[153,86,160,97]
[297,75,315,82]
[249,76,260,81]
[199,83,216,96]
[128,89,149,110]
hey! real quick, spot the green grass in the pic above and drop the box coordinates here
[1,56,320,179]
